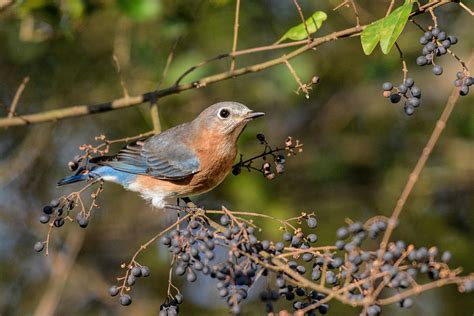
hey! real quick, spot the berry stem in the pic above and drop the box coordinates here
[395,42,408,82]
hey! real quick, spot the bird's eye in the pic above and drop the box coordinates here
[218,108,230,119]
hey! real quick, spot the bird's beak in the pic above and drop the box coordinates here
[245,111,265,120]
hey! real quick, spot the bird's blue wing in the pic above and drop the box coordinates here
[91,130,200,180]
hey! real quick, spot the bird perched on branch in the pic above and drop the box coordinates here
[57,102,264,208]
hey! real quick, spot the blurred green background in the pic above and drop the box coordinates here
[0,0,473,315]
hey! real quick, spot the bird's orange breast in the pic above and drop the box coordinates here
[135,128,237,197]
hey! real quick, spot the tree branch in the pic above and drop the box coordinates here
[230,0,241,72]
[7,76,30,119]
[0,0,452,128]
[150,40,178,134]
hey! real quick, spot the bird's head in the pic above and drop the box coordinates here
[194,101,265,138]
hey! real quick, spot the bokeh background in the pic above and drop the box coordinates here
[0,0,473,315]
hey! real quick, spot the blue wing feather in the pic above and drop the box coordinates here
[90,125,200,180]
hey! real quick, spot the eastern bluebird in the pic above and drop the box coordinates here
[57,102,264,208]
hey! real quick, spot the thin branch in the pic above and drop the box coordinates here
[459,1,474,15]
[428,7,438,27]
[334,0,361,27]
[0,0,453,128]
[176,39,323,85]
[385,0,396,17]
[379,52,474,252]
[150,39,179,134]
[158,39,180,90]
[349,0,360,27]
[293,0,311,41]
[7,76,30,119]
[0,26,361,128]
[112,55,129,98]
[394,42,408,81]
[205,209,299,232]
[230,0,241,72]
[174,53,229,86]
[166,256,176,297]
[284,59,309,98]
[149,103,162,135]
[377,275,474,305]
[116,214,192,296]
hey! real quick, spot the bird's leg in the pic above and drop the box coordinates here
[181,197,197,209]
[180,197,209,219]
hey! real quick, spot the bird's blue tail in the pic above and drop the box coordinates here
[57,168,99,186]
[57,166,135,187]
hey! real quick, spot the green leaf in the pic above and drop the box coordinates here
[278,11,327,42]
[117,0,162,22]
[360,19,383,55]
[379,0,414,54]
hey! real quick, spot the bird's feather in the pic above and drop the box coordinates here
[90,125,200,180]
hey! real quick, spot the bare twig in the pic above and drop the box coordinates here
[206,209,299,232]
[7,76,30,119]
[386,0,396,17]
[459,1,474,15]
[0,0,453,128]
[157,39,180,90]
[149,103,162,134]
[377,275,474,305]
[394,42,408,81]
[284,59,310,98]
[150,39,179,134]
[350,0,361,27]
[0,26,361,128]
[293,0,311,41]
[334,0,361,27]
[428,7,438,27]
[112,55,129,98]
[116,214,192,296]
[43,179,102,256]
[230,0,241,72]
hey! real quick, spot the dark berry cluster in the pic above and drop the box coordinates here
[35,182,104,254]
[331,219,467,315]
[159,294,183,316]
[105,206,474,315]
[109,264,151,306]
[37,198,472,315]
[454,71,473,96]
[34,198,75,253]
[160,214,261,314]
[382,79,421,116]
[416,27,457,76]
[232,134,302,180]
[272,279,329,315]
[154,211,326,315]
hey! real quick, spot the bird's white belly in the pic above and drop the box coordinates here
[126,182,177,209]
